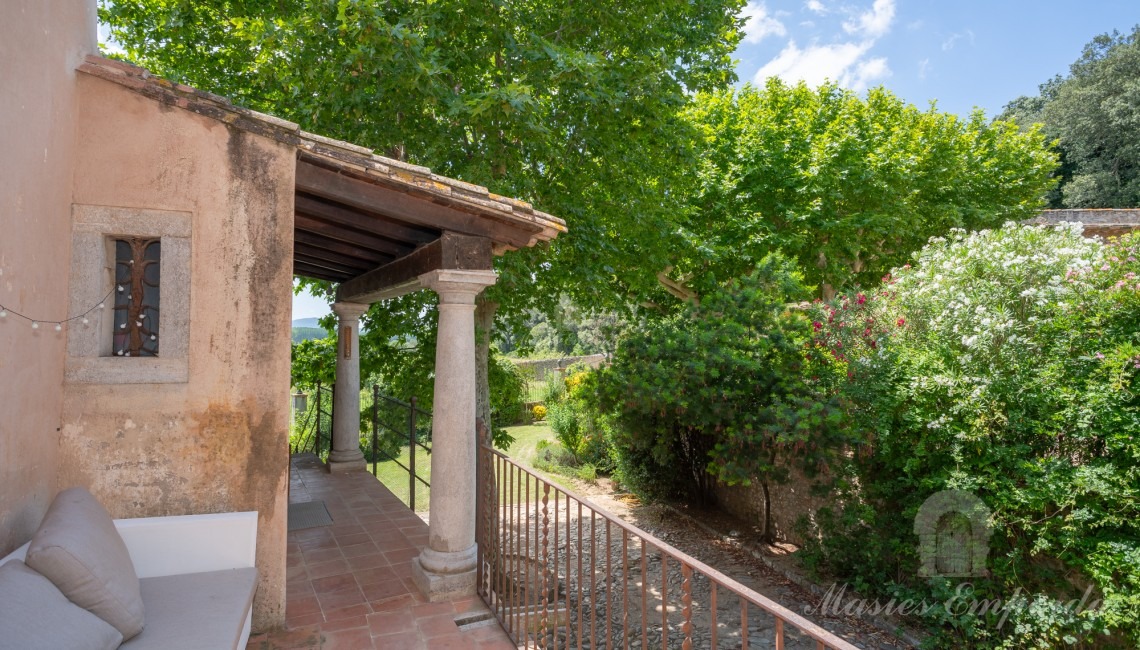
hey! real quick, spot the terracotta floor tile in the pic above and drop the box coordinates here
[316,585,368,612]
[306,558,351,580]
[416,613,462,639]
[362,577,412,603]
[311,573,359,594]
[286,595,321,617]
[301,546,344,565]
[367,609,416,636]
[321,626,374,650]
[258,455,515,650]
[354,565,400,587]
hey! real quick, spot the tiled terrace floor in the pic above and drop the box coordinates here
[247,454,516,650]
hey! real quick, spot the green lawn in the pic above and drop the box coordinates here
[366,423,557,513]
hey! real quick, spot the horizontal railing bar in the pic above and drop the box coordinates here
[482,444,859,650]
[373,392,433,418]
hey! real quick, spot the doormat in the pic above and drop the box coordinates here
[287,500,333,532]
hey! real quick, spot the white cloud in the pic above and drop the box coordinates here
[805,0,828,15]
[754,39,891,90]
[941,29,975,51]
[741,1,787,44]
[842,0,896,39]
[918,57,930,80]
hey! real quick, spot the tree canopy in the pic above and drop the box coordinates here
[999,25,1140,208]
[101,0,746,316]
[676,80,1058,298]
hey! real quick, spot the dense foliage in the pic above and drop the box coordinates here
[101,0,746,337]
[681,80,1057,299]
[596,255,862,538]
[800,224,1140,647]
[1000,25,1140,208]
[290,326,526,449]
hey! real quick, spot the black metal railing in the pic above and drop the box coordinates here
[366,385,432,511]
[476,443,860,650]
[290,381,334,459]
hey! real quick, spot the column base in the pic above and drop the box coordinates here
[410,556,477,602]
[326,457,367,473]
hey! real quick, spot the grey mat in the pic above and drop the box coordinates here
[287,500,333,532]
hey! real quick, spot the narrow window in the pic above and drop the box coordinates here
[112,238,161,356]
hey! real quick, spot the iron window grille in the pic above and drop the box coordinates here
[112,238,161,356]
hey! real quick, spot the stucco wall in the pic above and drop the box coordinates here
[712,468,828,546]
[0,1,96,556]
[59,73,295,630]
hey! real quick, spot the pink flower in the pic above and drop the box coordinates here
[1096,352,1105,359]
[812,321,823,331]
[897,318,906,327]
[856,293,867,305]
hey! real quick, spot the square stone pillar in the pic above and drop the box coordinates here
[327,301,370,473]
[411,269,497,601]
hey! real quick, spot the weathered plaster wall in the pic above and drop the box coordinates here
[0,1,96,555]
[712,469,828,547]
[60,73,295,630]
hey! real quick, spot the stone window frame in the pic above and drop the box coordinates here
[65,205,191,384]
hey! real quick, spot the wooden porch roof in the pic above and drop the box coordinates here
[78,56,566,302]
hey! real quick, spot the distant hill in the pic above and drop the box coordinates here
[292,317,329,344]
[292,317,323,328]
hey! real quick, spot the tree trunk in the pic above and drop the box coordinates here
[475,296,498,443]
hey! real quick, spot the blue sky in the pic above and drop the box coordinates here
[293,0,1138,321]
[735,0,1138,117]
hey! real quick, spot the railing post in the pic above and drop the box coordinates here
[328,384,335,459]
[409,396,418,512]
[371,384,379,477]
[315,380,322,457]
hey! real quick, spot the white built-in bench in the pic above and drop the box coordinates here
[0,488,258,650]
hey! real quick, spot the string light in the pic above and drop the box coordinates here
[0,287,115,333]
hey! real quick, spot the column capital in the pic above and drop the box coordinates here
[332,301,370,321]
[418,270,497,305]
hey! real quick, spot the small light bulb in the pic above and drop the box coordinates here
[129,259,135,265]
[0,309,6,318]
[150,334,156,341]
[124,352,130,357]
[117,285,124,292]
[82,317,89,325]
[139,314,146,320]
[135,321,143,327]
[116,350,124,356]
[120,323,126,329]
[97,303,105,310]
[31,321,39,329]
[127,294,132,300]
[54,323,62,332]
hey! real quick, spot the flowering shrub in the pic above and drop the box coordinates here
[801,224,1140,648]
[598,254,862,537]
[546,368,617,473]
[532,404,547,421]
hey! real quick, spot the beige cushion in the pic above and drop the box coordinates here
[0,560,123,650]
[26,487,145,639]
[120,567,259,650]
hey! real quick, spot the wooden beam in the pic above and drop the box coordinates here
[295,214,413,257]
[294,242,377,270]
[294,253,372,276]
[293,262,344,283]
[294,231,395,266]
[295,193,438,246]
[336,232,493,303]
[296,161,540,248]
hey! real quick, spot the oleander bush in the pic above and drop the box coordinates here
[800,224,1140,648]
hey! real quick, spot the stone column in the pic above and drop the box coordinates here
[411,269,497,601]
[327,301,370,473]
